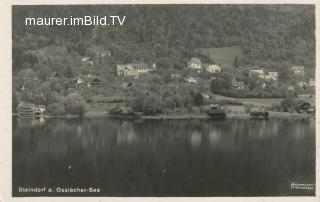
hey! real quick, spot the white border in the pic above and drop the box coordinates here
[0,0,318,202]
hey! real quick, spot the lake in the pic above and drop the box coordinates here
[12,117,315,196]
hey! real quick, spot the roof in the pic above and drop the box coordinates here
[75,75,101,82]
[189,58,201,63]
[132,63,149,70]
[249,69,264,73]
[203,63,221,69]
[81,57,91,62]
[117,63,149,70]
[50,72,59,77]
[19,102,35,108]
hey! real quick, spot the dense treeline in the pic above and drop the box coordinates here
[13,5,315,73]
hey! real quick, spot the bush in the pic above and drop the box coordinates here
[130,94,165,115]
[244,104,253,113]
[47,103,65,116]
[271,103,281,112]
[65,103,86,117]
[280,97,297,112]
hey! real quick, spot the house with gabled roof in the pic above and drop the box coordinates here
[188,58,202,70]
[205,64,221,73]
[265,71,279,81]
[292,66,304,76]
[308,79,315,88]
[232,79,245,90]
[116,62,152,78]
[249,69,265,79]
[185,77,197,84]
[73,75,101,88]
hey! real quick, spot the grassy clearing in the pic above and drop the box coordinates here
[214,94,314,107]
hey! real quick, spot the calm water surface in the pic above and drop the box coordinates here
[12,117,315,196]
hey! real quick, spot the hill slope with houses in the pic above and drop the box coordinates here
[12,5,315,116]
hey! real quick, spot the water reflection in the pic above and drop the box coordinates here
[117,122,138,145]
[12,118,315,196]
[17,117,45,127]
[209,128,221,146]
[190,130,202,148]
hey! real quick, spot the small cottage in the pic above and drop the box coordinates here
[116,63,151,78]
[297,81,308,89]
[266,72,279,81]
[74,75,101,88]
[292,66,304,76]
[249,69,265,79]
[309,79,315,88]
[202,93,210,100]
[185,77,197,84]
[296,102,314,114]
[81,57,94,66]
[47,72,59,80]
[232,79,245,90]
[288,85,295,91]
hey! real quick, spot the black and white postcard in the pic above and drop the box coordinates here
[0,0,319,201]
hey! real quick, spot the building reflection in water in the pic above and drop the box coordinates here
[117,121,138,146]
[208,128,221,146]
[17,117,45,127]
[190,130,202,149]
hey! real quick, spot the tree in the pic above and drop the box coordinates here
[156,57,173,69]
[280,97,297,112]
[47,103,65,116]
[210,73,232,94]
[38,65,52,81]
[191,91,204,106]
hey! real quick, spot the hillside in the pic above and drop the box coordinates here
[12,5,315,73]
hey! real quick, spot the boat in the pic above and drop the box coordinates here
[249,111,269,119]
[108,107,143,121]
[206,104,227,120]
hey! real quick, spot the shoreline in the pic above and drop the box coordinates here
[13,112,315,120]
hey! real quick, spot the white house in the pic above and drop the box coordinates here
[81,57,94,66]
[206,64,221,73]
[232,79,245,90]
[188,58,202,70]
[185,77,197,84]
[309,79,315,87]
[202,93,210,99]
[288,85,295,91]
[292,66,304,76]
[116,63,151,78]
[249,69,265,79]
[265,72,279,81]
